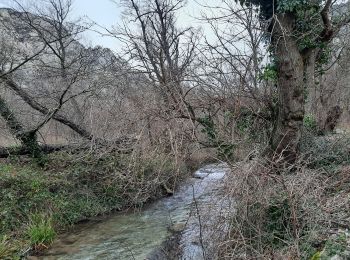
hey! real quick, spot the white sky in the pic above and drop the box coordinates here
[0,0,216,51]
[72,0,215,50]
[72,0,122,50]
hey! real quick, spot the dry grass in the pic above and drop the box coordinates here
[215,140,350,259]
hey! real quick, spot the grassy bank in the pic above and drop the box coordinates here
[0,148,191,259]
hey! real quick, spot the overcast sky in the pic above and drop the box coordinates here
[72,0,122,49]
[0,0,214,51]
[72,0,207,50]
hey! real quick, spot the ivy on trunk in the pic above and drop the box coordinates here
[0,96,42,159]
[236,0,348,162]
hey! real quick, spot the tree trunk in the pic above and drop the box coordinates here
[304,50,317,115]
[1,75,93,140]
[0,95,42,158]
[271,14,305,163]
[322,105,342,133]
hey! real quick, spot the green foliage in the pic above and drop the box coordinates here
[277,0,309,13]
[298,36,320,51]
[318,232,349,259]
[259,63,278,82]
[237,0,330,63]
[310,251,322,260]
[0,164,54,233]
[316,44,332,72]
[0,149,185,255]
[236,111,255,135]
[236,0,275,19]
[293,2,324,52]
[301,134,350,171]
[264,197,292,246]
[199,115,217,142]
[303,114,317,133]
[199,115,235,159]
[26,214,56,248]
[217,143,236,160]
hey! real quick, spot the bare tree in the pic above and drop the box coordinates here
[0,0,101,157]
[196,1,273,145]
[118,0,200,123]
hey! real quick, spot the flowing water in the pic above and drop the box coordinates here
[38,163,230,260]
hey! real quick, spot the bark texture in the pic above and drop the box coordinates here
[0,95,42,158]
[271,14,305,163]
[323,105,342,133]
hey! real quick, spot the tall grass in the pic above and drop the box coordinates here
[0,235,18,260]
[26,214,56,250]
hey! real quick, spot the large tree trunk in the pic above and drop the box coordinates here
[271,14,305,163]
[0,95,42,158]
[304,50,318,115]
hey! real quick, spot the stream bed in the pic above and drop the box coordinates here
[37,163,231,260]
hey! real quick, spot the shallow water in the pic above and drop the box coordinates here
[38,163,229,260]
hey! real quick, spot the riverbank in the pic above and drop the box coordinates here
[31,163,229,259]
[217,134,350,259]
[0,148,197,259]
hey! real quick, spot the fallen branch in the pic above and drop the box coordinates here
[0,137,138,158]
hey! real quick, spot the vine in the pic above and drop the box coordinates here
[198,115,235,159]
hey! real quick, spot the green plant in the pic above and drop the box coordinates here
[319,232,348,259]
[265,197,292,246]
[199,115,217,143]
[217,143,236,160]
[303,114,317,133]
[259,63,278,82]
[26,214,56,249]
[301,135,350,171]
[1,148,187,256]
[236,113,254,135]
[278,0,307,13]
[199,115,236,160]
[311,251,322,260]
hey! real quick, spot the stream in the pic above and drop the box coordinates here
[37,163,231,260]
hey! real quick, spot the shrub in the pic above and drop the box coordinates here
[318,231,349,259]
[1,146,189,256]
[301,134,350,171]
[218,158,329,259]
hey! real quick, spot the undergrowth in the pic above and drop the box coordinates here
[0,147,189,258]
[218,133,350,259]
